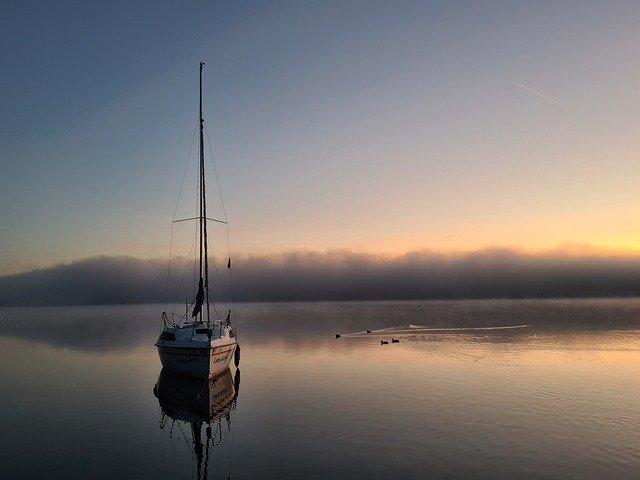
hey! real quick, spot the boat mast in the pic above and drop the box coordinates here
[199,62,211,326]
[197,63,203,323]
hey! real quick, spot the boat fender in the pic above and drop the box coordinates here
[234,369,241,394]
[234,345,240,367]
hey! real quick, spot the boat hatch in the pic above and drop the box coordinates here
[160,332,176,341]
[195,328,212,335]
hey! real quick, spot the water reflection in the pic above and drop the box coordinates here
[154,367,240,480]
[0,301,639,479]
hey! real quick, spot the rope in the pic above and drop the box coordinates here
[207,234,224,320]
[174,118,199,222]
[204,122,238,337]
[163,223,174,313]
[172,227,198,315]
[227,241,238,337]
[194,376,209,400]
[204,123,229,223]
[167,420,184,478]
[164,118,199,313]
[160,410,165,480]
[227,373,239,478]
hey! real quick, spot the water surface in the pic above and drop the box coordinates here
[1,299,639,479]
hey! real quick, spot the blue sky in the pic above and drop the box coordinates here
[2,1,640,275]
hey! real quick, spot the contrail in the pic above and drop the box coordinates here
[514,82,557,103]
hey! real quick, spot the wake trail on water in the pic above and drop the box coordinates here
[339,324,530,337]
[407,323,530,331]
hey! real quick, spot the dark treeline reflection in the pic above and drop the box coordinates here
[3,248,640,305]
[2,300,639,352]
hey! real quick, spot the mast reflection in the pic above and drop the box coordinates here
[153,367,240,479]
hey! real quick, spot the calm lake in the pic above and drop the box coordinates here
[1,299,639,479]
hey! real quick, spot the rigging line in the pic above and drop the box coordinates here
[223,212,237,335]
[211,435,223,479]
[228,394,237,477]
[167,421,184,477]
[227,235,238,335]
[165,117,197,313]
[205,233,224,305]
[194,197,198,303]
[204,122,237,333]
[159,409,165,480]
[204,122,229,223]
[173,223,197,319]
[172,117,199,222]
[173,216,227,224]
[206,235,223,320]
[224,374,239,478]
[163,222,174,312]
[174,422,199,475]
[194,377,209,400]
[203,423,211,480]
[209,418,227,478]
[174,421,192,451]
[172,226,199,313]
[193,141,200,316]
[225,219,237,335]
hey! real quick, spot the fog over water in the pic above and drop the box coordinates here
[3,248,640,306]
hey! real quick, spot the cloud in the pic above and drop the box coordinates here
[2,247,640,306]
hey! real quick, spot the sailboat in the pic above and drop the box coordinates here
[156,62,239,379]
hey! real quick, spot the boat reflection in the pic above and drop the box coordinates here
[153,367,240,479]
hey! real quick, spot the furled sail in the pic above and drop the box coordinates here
[192,278,204,318]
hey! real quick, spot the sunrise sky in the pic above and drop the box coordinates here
[2,0,640,276]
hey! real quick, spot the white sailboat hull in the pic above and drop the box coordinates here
[157,342,237,378]
[156,321,238,378]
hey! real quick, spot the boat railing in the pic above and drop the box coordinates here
[161,308,232,329]
[162,311,189,328]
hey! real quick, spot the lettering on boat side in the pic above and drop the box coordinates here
[212,388,229,401]
[177,356,199,364]
[213,355,228,364]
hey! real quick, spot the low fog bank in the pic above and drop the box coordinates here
[0,256,165,306]
[2,248,640,306]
